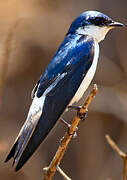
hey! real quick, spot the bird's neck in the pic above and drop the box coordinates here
[77,25,111,43]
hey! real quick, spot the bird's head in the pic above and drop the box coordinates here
[68,11,124,43]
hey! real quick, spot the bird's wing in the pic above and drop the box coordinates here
[5,34,95,171]
[32,34,95,98]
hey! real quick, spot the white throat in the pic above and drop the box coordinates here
[77,25,111,43]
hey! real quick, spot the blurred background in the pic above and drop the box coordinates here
[0,0,127,180]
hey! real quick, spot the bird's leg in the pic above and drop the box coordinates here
[60,118,78,138]
[60,118,71,128]
[68,105,88,121]
[68,105,82,111]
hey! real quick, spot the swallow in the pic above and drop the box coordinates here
[5,10,124,171]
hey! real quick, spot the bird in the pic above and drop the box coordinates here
[5,10,124,171]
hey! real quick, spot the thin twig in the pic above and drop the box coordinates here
[43,84,98,180]
[123,159,127,180]
[106,134,127,180]
[106,135,126,158]
[56,165,71,180]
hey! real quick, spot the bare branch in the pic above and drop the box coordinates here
[123,159,127,180]
[56,165,71,180]
[105,135,126,158]
[106,134,127,180]
[43,84,98,180]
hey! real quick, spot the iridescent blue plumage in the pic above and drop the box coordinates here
[37,33,94,97]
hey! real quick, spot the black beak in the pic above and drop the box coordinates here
[109,21,125,27]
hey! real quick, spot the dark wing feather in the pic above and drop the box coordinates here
[5,109,41,166]
[5,34,95,171]
[37,34,94,97]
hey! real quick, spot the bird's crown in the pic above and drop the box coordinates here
[67,11,124,42]
[68,11,123,35]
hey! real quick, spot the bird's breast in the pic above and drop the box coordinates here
[70,41,99,105]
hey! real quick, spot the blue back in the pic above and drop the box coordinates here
[37,33,94,97]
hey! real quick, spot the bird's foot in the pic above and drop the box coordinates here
[60,118,71,128]
[68,105,88,121]
[60,118,78,138]
[68,105,82,111]
[77,108,88,121]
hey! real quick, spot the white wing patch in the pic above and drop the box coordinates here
[43,72,67,96]
[28,72,67,121]
[28,96,45,120]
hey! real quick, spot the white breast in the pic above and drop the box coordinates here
[70,40,99,105]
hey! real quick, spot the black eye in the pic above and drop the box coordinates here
[94,17,105,26]
[88,17,113,26]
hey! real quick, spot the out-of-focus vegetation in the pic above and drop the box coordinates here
[0,0,127,180]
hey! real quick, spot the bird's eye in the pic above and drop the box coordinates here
[94,17,105,26]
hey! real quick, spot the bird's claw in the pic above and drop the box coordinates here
[60,118,71,128]
[77,108,88,121]
[68,105,88,121]
[68,105,82,111]
[59,118,78,138]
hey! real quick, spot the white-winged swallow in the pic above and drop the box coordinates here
[5,10,124,171]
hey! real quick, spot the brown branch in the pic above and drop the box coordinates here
[43,84,98,180]
[106,135,127,180]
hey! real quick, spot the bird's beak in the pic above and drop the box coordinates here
[108,21,125,28]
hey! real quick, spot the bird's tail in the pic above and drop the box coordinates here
[5,95,64,171]
[5,111,40,170]
[5,138,19,165]
[5,113,60,171]
[5,96,44,170]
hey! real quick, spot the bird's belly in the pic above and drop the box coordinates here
[70,41,99,105]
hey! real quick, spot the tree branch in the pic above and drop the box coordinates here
[56,165,71,180]
[106,135,127,180]
[43,84,98,180]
